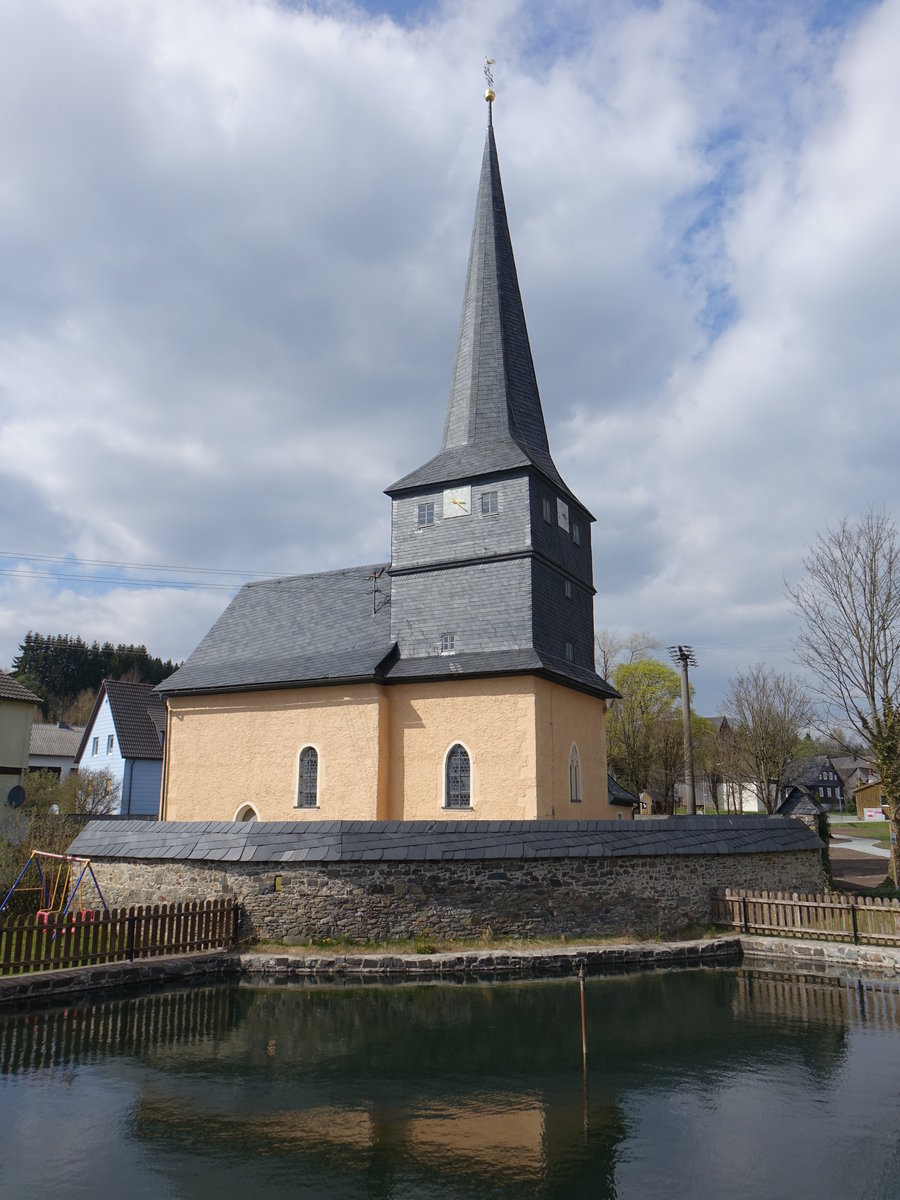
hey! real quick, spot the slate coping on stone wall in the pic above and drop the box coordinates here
[67,816,823,864]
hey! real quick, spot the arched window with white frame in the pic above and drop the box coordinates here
[444,743,471,809]
[297,746,319,809]
[569,743,582,804]
[235,804,259,822]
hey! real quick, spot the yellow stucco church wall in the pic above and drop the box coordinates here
[532,679,614,818]
[162,674,614,822]
[163,684,386,822]
[384,677,540,820]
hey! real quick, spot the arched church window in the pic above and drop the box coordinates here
[235,805,258,822]
[445,744,471,809]
[569,744,582,804]
[297,746,319,808]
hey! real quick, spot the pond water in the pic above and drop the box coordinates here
[1,968,900,1199]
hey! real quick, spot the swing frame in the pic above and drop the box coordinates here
[0,850,109,916]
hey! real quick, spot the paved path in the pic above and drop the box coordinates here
[832,835,891,859]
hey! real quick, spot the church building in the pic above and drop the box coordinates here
[157,98,624,823]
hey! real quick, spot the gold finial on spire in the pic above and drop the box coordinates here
[484,57,496,104]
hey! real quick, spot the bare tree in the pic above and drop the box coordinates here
[595,629,659,680]
[789,509,900,884]
[723,665,812,814]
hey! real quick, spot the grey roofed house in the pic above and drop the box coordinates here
[29,722,84,779]
[832,753,878,792]
[159,111,616,706]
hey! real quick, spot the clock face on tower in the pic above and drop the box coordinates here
[443,485,472,518]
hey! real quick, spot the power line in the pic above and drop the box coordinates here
[0,568,240,592]
[0,551,280,578]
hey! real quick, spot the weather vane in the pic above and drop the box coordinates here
[484,57,496,104]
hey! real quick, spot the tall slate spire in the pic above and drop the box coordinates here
[442,121,550,456]
[388,114,573,500]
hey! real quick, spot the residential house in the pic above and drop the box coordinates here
[74,681,165,816]
[0,672,42,800]
[156,104,622,824]
[782,756,845,812]
[28,722,84,779]
[833,754,878,799]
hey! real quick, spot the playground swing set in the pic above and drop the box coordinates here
[0,850,109,925]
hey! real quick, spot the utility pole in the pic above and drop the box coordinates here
[668,645,697,816]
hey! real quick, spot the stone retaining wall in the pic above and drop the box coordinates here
[90,850,824,942]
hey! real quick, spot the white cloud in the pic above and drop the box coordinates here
[0,0,896,712]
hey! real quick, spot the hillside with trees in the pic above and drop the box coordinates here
[10,632,178,722]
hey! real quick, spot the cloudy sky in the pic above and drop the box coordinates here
[1,0,898,714]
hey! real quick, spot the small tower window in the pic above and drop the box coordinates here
[417,502,435,527]
[297,746,319,808]
[542,496,552,523]
[569,744,582,803]
[565,641,574,663]
[564,580,572,600]
[440,633,456,654]
[572,523,581,546]
[445,744,471,809]
[481,491,498,515]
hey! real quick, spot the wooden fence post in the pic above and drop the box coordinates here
[126,909,136,963]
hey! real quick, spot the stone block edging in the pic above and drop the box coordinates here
[0,951,240,1009]
[3,934,899,1011]
[237,938,742,980]
[740,935,900,978]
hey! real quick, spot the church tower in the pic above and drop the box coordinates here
[386,99,616,708]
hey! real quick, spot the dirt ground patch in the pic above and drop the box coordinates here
[830,843,890,891]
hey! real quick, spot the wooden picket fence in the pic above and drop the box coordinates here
[712,887,900,947]
[0,900,239,976]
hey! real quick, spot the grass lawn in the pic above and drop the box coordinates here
[835,821,893,847]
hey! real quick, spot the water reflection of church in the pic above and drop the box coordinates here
[4,973,900,1192]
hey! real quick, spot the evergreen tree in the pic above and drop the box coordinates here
[11,631,178,720]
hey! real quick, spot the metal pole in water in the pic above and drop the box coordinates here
[579,965,588,1136]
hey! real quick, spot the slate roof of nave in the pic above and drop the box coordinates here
[157,565,396,696]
